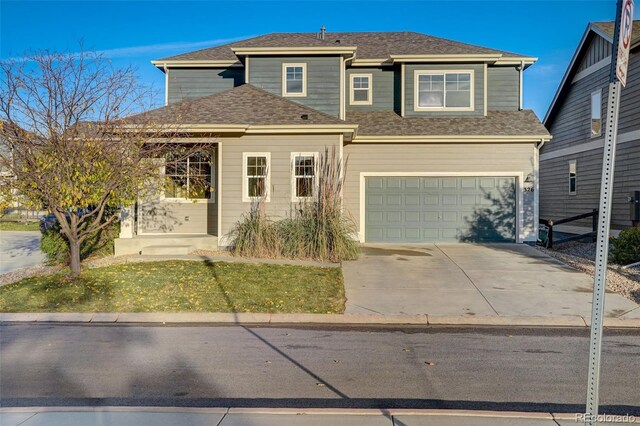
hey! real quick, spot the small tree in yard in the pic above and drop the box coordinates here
[0,49,203,277]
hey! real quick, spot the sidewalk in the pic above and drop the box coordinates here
[4,407,634,426]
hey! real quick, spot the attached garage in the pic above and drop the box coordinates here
[364,176,516,243]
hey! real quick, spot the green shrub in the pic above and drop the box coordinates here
[609,224,640,265]
[40,220,119,265]
[40,228,70,265]
[229,147,359,263]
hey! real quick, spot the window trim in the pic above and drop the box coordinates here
[282,63,307,97]
[569,160,577,195]
[290,152,319,202]
[349,73,373,105]
[162,154,214,203]
[413,70,475,112]
[590,89,602,138]
[242,152,271,202]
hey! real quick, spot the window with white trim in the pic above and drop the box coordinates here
[291,153,317,200]
[415,71,473,111]
[243,153,270,202]
[350,74,372,105]
[569,160,577,195]
[591,90,602,137]
[164,152,212,200]
[283,63,306,96]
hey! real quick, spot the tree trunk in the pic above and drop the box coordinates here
[69,238,81,277]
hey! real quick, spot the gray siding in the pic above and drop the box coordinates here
[138,202,217,234]
[345,67,399,112]
[404,64,485,117]
[487,66,519,111]
[167,68,244,104]
[219,134,342,244]
[541,49,640,229]
[577,34,612,72]
[249,56,341,117]
[343,142,537,242]
[539,140,640,229]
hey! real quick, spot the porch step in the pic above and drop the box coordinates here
[141,245,193,256]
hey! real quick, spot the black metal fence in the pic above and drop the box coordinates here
[539,209,598,249]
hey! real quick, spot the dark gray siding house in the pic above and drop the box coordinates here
[114,30,550,255]
[541,21,640,233]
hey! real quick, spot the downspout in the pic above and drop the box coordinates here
[341,52,356,120]
[534,138,546,243]
[519,60,525,110]
[164,65,169,106]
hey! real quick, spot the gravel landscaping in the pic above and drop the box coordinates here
[537,241,640,304]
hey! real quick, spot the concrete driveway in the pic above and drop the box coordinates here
[342,243,640,319]
[0,231,46,275]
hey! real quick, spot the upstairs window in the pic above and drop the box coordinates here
[415,71,473,111]
[243,153,270,202]
[282,63,306,97]
[291,153,317,201]
[569,160,577,195]
[591,90,602,137]
[164,152,212,200]
[350,74,372,105]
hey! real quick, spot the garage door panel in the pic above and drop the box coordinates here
[365,176,516,243]
[423,178,440,189]
[405,211,421,222]
[442,195,458,205]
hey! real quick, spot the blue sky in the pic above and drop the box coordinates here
[1,1,639,118]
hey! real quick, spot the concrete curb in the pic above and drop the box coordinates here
[1,312,639,328]
[0,406,579,420]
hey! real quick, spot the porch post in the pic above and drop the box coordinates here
[119,205,135,238]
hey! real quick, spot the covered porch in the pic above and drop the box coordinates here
[114,142,220,256]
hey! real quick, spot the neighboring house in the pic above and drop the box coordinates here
[115,30,550,255]
[541,21,640,234]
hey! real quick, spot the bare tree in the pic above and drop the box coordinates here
[0,48,206,277]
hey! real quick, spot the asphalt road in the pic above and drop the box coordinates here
[1,324,639,414]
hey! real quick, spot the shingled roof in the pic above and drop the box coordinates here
[157,31,529,62]
[128,84,350,127]
[592,20,640,46]
[347,110,549,137]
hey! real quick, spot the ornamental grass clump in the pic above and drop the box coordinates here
[229,198,281,258]
[230,147,359,263]
[282,148,358,262]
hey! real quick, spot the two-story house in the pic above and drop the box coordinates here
[541,21,640,235]
[115,30,550,255]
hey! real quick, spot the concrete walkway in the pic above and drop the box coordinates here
[2,408,633,426]
[0,231,46,275]
[343,243,640,319]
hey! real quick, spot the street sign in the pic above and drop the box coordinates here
[616,0,634,86]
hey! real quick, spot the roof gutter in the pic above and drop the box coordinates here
[230,46,357,56]
[151,60,243,70]
[352,135,552,143]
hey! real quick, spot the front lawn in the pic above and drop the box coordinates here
[0,221,40,231]
[0,260,345,313]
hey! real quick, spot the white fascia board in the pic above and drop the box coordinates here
[352,135,551,143]
[390,54,502,63]
[231,46,357,55]
[494,57,538,66]
[151,60,243,69]
[350,59,394,66]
